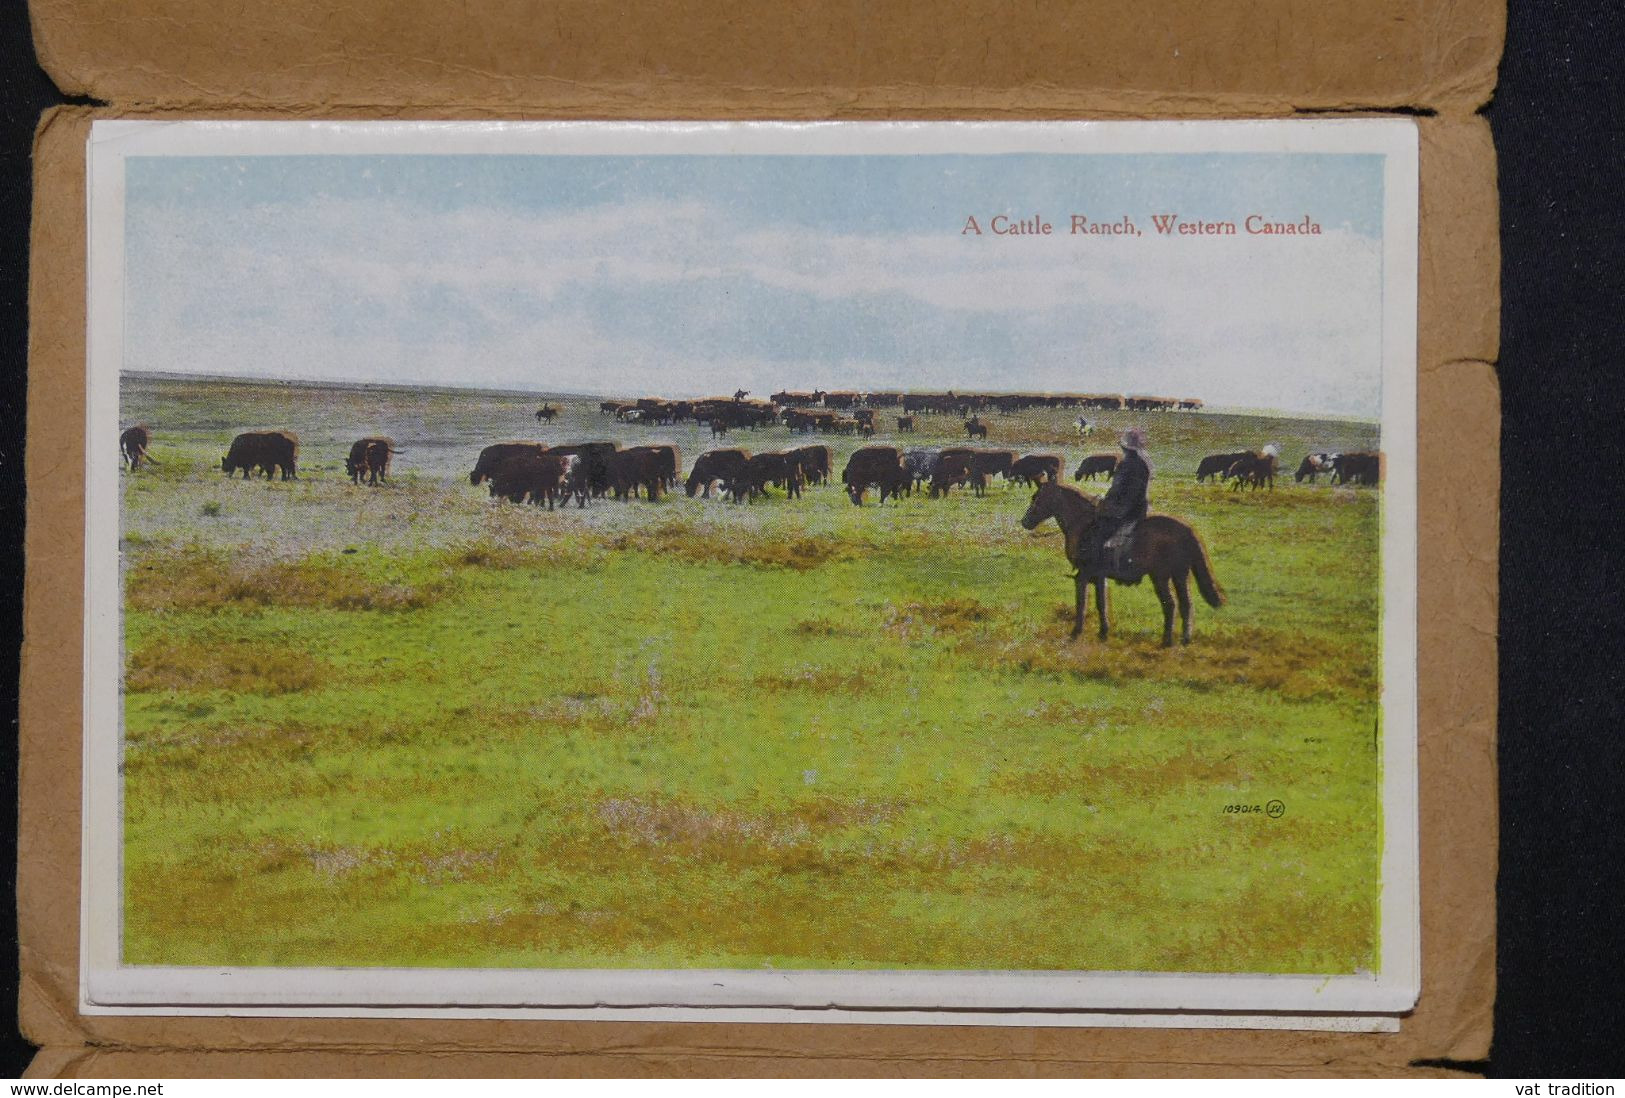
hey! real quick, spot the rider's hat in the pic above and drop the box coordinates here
[1120,426,1148,451]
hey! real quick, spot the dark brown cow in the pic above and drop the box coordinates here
[789,445,832,487]
[489,453,571,509]
[120,425,155,470]
[621,444,680,494]
[733,452,805,502]
[1073,453,1119,482]
[1008,453,1062,486]
[1333,452,1382,485]
[931,448,997,497]
[930,451,977,497]
[970,449,1016,483]
[470,441,548,486]
[607,448,667,501]
[222,430,299,480]
[1197,450,1254,483]
[685,448,751,498]
[544,441,620,503]
[1228,452,1278,491]
[842,446,909,506]
[346,436,401,486]
[896,415,915,432]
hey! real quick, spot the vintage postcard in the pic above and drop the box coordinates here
[81,120,1419,1024]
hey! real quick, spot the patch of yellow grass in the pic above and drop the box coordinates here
[125,639,330,695]
[127,550,450,613]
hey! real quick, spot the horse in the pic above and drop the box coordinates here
[535,404,559,422]
[1019,481,1225,646]
[965,416,988,440]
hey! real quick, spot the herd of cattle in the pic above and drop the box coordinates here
[117,421,1381,511]
[592,388,1204,435]
[471,442,1069,508]
[1191,448,1383,489]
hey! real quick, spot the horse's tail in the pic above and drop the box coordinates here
[1189,531,1225,608]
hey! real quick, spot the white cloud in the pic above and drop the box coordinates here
[125,192,1384,416]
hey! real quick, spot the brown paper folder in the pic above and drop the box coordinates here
[20,0,1500,1076]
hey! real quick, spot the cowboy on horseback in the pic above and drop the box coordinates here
[1080,426,1152,577]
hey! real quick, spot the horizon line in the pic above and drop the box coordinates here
[119,368,1379,426]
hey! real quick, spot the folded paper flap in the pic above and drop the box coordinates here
[34,1047,1481,1080]
[30,0,1502,115]
[22,103,1499,1073]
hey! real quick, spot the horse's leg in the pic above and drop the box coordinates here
[1096,576,1109,640]
[1175,570,1193,645]
[1071,574,1085,639]
[1155,574,1176,647]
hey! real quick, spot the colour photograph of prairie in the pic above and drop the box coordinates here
[108,134,1398,978]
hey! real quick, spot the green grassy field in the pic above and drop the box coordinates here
[118,374,1385,973]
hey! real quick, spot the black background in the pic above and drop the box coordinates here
[1,0,1621,1079]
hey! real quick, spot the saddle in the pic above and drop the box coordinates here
[1077,521,1143,583]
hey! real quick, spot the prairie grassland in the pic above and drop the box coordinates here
[118,375,1385,972]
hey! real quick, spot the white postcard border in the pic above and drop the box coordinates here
[81,119,1421,1022]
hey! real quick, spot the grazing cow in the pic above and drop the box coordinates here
[1073,453,1119,482]
[734,452,805,501]
[607,448,667,501]
[1009,453,1062,487]
[685,449,751,498]
[544,441,620,503]
[1228,452,1278,491]
[842,446,909,506]
[1197,450,1255,483]
[930,451,980,497]
[930,448,1007,498]
[470,441,549,486]
[222,430,299,481]
[1294,452,1337,483]
[120,425,155,470]
[970,449,1016,483]
[964,416,988,440]
[903,450,940,494]
[1333,451,1382,486]
[490,453,570,509]
[535,404,559,422]
[788,445,832,487]
[896,415,915,433]
[618,445,681,497]
[346,436,402,486]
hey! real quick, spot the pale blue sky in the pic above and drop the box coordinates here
[124,152,1388,416]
